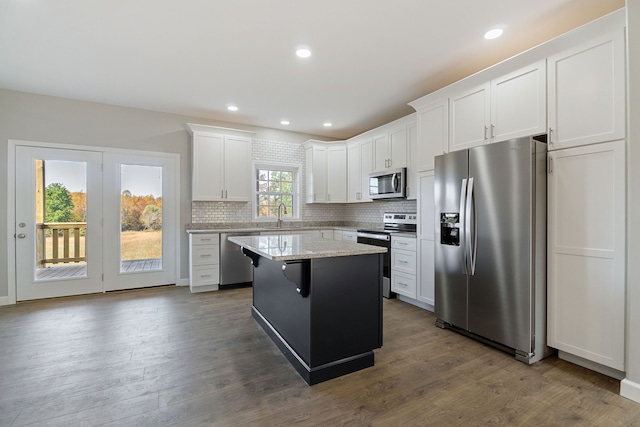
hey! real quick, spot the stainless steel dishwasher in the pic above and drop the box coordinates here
[220,232,259,286]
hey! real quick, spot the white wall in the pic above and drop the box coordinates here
[0,89,327,300]
[622,0,640,403]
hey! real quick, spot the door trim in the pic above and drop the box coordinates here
[7,139,181,304]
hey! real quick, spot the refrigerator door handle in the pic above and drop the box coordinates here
[466,177,477,275]
[459,178,468,274]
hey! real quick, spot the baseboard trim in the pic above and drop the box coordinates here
[621,378,640,403]
[176,278,189,287]
[0,296,10,306]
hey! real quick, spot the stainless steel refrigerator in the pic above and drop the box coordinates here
[434,136,550,364]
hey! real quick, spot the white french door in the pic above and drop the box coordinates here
[14,144,179,301]
[102,153,177,291]
[15,146,103,300]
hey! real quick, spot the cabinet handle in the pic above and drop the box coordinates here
[484,126,488,140]
[549,127,554,145]
[200,254,212,258]
[398,282,408,287]
[548,157,553,174]
[201,274,212,278]
[399,260,408,264]
[221,189,224,198]
[491,124,495,139]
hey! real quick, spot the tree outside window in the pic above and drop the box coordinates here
[256,169,294,218]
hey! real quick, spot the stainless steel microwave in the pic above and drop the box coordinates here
[369,168,406,200]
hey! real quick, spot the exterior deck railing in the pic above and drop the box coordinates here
[36,222,87,267]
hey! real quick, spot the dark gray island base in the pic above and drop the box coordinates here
[230,235,385,385]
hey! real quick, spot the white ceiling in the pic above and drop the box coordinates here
[0,0,624,139]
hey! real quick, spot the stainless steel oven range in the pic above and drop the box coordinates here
[357,212,417,298]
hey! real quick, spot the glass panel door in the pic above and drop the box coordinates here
[15,146,103,300]
[103,153,177,291]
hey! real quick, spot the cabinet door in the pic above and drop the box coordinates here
[417,171,435,307]
[389,126,407,169]
[306,145,327,203]
[347,142,362,202]
[406,123,418,200]
[192,133,224,201]
[449,82,490,152]
[547,28,625,150]
[416,99,447,172]
[327,145,347,203]
[547,140,625,370]
[491,60,547,142]
[373,133,389,171]
[360,139,374,202]
[224,136,252,201]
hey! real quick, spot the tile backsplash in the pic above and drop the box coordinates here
[191,138,416,225]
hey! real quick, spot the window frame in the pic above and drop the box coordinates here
[253,162,301,222]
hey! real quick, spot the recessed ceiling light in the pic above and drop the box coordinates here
[281,120,290,125]
[296,47,311,58]
[323,122,332,127]
[227,105,238,111]
[484,28,504,40]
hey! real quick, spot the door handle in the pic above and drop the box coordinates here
[17,233,26,239]
[459,178,468,274]
[466,177,477,275]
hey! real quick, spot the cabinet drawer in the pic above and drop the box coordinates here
[392,271,416,299]
[192,245,220,266]
[342,231,358,242]
[391,237,417,251]
[191,265,220,287]
[392,248,417,274]
[192,234,219,246]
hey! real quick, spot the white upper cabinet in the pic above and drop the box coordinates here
[304,141,346,204]
[223,135,253,201]
[360,139,373,202]
[188,124,254,202]
[449,60,547,152]
[491,60,547,142]
[547,28,625,150]
[449,82,491,151]
[327,144,347,203]
[347,138,373,203]
[305,142,328,203]
[347,141,362,202]
[373,125,408,172]
[412,98,448,172]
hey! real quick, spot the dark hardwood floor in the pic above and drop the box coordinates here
[1,286,639,426]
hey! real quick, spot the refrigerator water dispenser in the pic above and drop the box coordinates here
[440,213,460,246]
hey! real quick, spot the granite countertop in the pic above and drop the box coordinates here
[186,222,367,234]
[227,234,387,261]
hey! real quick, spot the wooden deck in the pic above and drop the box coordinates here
[35,259,162,280]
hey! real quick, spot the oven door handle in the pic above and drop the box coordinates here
[357,232,391,241]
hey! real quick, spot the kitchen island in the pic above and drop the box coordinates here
[228,234,386,385]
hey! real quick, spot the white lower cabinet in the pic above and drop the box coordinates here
[547,140,626,371]
[189,233,220,293]
[391,236,417,299]
[417,171,435,307]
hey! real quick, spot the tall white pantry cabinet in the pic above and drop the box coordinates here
[409,10,627,374]
[546,25,627,373]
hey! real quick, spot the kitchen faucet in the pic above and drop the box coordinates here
[277,202,287,228]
